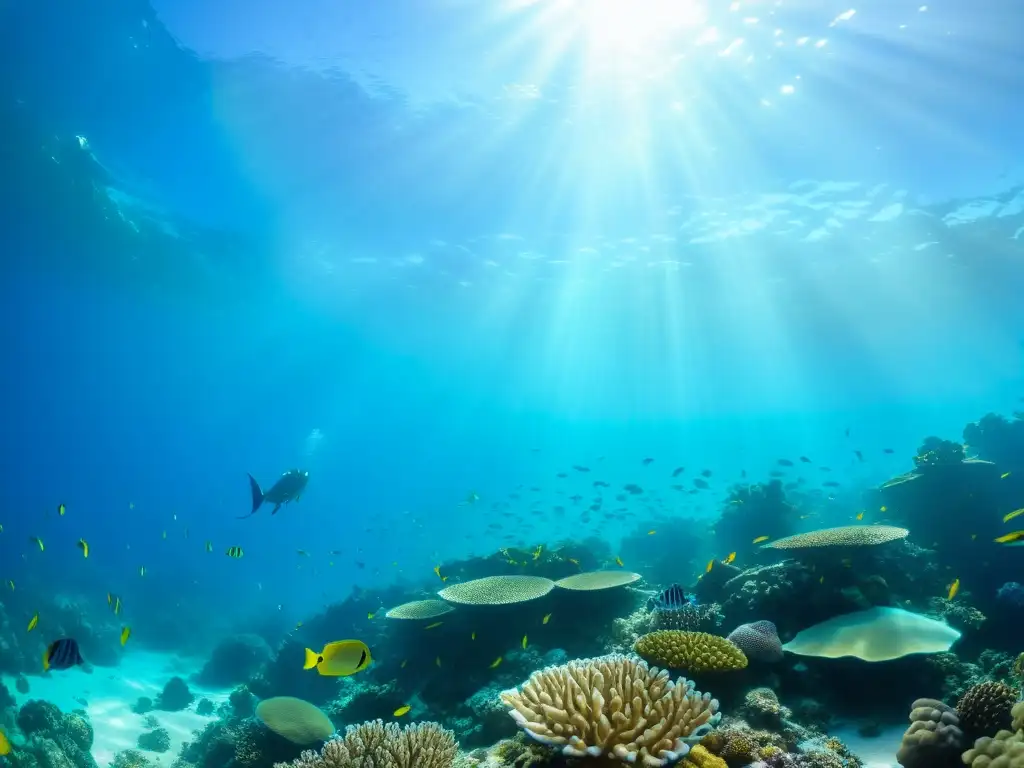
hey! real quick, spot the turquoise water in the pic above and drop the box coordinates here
[2,0,1023,687]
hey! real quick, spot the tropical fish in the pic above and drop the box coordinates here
[433,565,447,582]
[58,504,66,516]
[400,659,407,668]
[424,622,443,630]
[855,512,864,521]
[120,627,131,646]
[995,531,1024,545]
[435,656,441,667]
[30,537,43,552]
[303,640,372,677]
[947,579,960,600]
[542,613,551,624]
[654,584,688,611]
[226,547,244,558]
[752,535,770,544]
[777,459,793,467]
[0,727,10,756]
[1003,508,1024,523]
[647,530,657,535]
[489,656,503,668]
[393,706,411,717]
[615,556,624,567]
[241,469,310,518]
[161,531,167,540]
[465,491,480,504]
[471,631,476,640]
[725,552,736,564]
[1002,472,1012,479]
[138,566,146,577]
[7,580,13,591]
[533,545,543,560]
[705,559,714,573]
[521,634,528,649]
[108,594,122,614]
[27,613,38,632]
[205,541,213,552]
[43,638,84,671]
[77,539,89,558]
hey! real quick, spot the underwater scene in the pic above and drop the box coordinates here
[2,2,1024,768]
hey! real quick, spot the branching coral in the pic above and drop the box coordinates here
[499,654,721,767]
[275,720,457,768]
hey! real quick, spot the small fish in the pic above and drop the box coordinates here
[1004,509,1024,523]
[43,638,84,671]
[994,531,1024,545]
[671,466,685,477]
[241,469,310,518]
[724,552,736,564]
[7,580,13,590]
[855,512,864,521]
[367,612,376,619]
[0,727,10,756]
[120,626,131,646]
[27,613,39,632]
[752,535,770,544]
[532,545,543,560]
[30,536,44,551]
[615,556,624,567]
[424,622,443,630]
[226,547,244,558]
[947,578,960,600]
[58,504,66,516]
[542,613,551,624]
[138,566,146,577]
[489,656,503,668]
[393,705,411,717]
[642,457,654,465]
[883,448,894,454]
[1001,472,1012,479]
[400,659,407,668]
[296,549,309,557]
[799,456,811,463]
[435,656,441,667]
[433,565,447,582]
[705,559,715,573]
[854,450,864,461]
[777,459,793,467]
[654,584,688,611]
[303,640,372,677]
[161,531,167,540]
[77,539,89,558]
[880,505,887,512]
[521,634,528,649]
[108,594,122,614]
[205,541,213,552]
[465,491,480,504]
[471,631,477,640]
[971,533,978,540]
[647,530,656,535]
[819,576,825,584]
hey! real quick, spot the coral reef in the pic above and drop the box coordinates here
[634,631,748,673]
[155,677,194,711]
[895,699,964,768]
[255,697,335,745]
[275,720,457,768]
[499,654,720,765]
[138,728,171,753]
[956,682,1017,742]
[726,622,783,663]
[195,634,272,688]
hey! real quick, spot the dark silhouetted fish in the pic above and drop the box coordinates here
[672,466,685,477]
[642,458,654,465]
[43,638,84,671]
[854,450,864,461]
[777,459,794,467]
[572,465,590,472]
[883,448,894,454]
[242,469,309,518]
[693,478,709,489]
[799,456,812,463]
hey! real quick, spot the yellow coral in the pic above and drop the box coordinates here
[634,631,748,673]
[719,733,757,766]
[684,745,728,768]
[699,732,726,755]
[825,737,844,752]
[759,746,783,760]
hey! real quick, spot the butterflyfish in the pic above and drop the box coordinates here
[393,705,411,717]
[725,552,736,564]
[77,539,89,558]
[43,638,83,671]
[108,594,122,614]
[855,512,864,521]
[471,631,476,640]
[1002,472,1012,479]
[226,547,243,558]
[303,640,372,677]
[648,530,657,535]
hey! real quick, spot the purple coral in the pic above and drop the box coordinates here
[727,620,783,662]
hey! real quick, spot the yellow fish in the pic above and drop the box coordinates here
[705,559,714,573]
[1001,472,1012,479]
[489,656,503,669]
[615,556,624,567]
[77,539,89,558]
[521,634,528,649]
[542,613,551,625]
[424,622,443,630]
[30,537,44,552]
[533,545,543,560]
[819,576,825,584]
[58,504,66,516]
[471,631,476,640]
[648,530,657,535]
[568,558,580,567]
[367,612,376,619]
[226,546,243,558]
[27,613,38,632]
[435,656,441,667]
[1003,508,1024,523]
[752,535,770,544]
[303,640,372,677]
[947,578,960,601]
[295,621,303,630]
[855,512,864,521]
[0,727,10,756]
[120,626,131,646]
[393,705,411,717]
[433,565,447,582]
[108,594,122,614]
[725,552,736,564]
[880,506,887,512]
[995,531,1024,545]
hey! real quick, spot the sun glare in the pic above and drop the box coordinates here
[577,0,708,54]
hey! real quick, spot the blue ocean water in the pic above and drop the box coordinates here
[1,0,1023,687]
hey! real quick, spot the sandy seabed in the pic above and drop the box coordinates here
[4,650,230,767]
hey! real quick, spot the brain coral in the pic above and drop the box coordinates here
[895,698,963,768]
[726,622,783,663]
[438,575,555,605]
[499,653,721,767]
[962,729,1024,768]
[957,682,1017,741]
[765,525,908,549]
[634,631,748,673]
[255,697,334,745]
[275,720,457,768]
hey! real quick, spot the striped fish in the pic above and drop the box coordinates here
[43,638,84,671]
[226,546,244,558]
[653,583,689,611]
